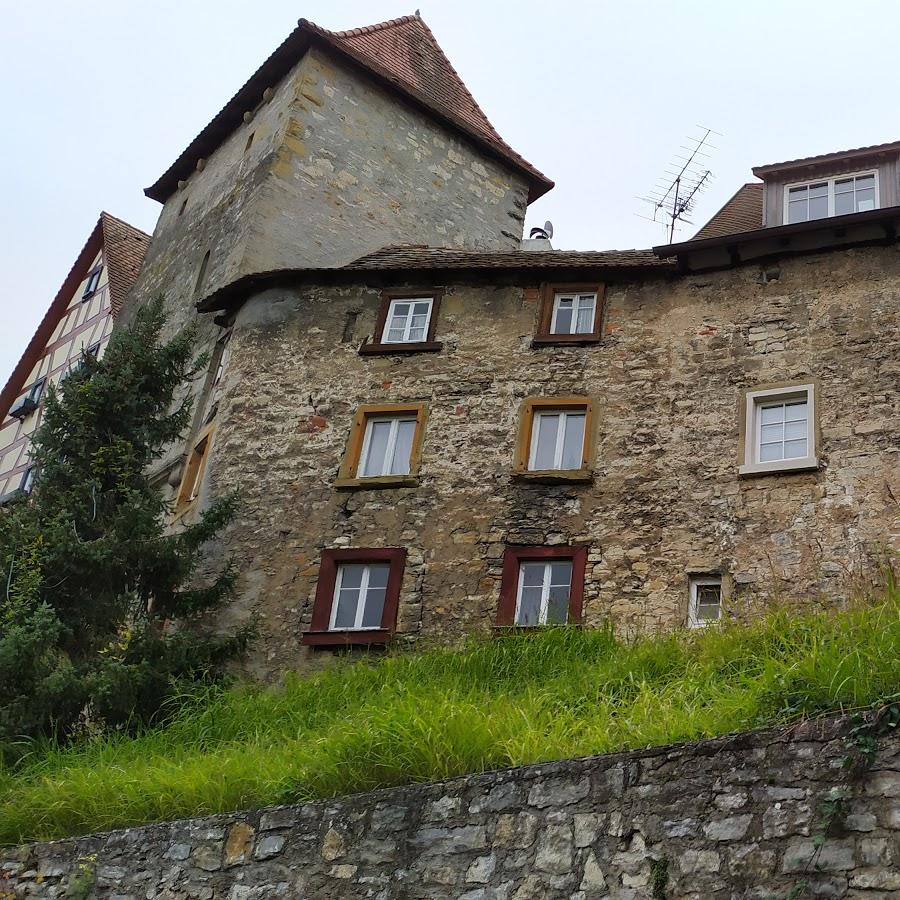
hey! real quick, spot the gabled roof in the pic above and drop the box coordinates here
[0,214,150,419]
[145,14,553,204]
[752,139,900,177]
[100,213,152,316]
[693,183,763,240]
[196,245,672,313]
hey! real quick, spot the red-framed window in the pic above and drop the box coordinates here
[497,545,588,627]
[303,548,407,647]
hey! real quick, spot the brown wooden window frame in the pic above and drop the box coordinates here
[513,396,594,483]
[532,283,605,346]
[359,289,444,355]
[175,421,215,512]
[496,545,588,628]
[335,402,427,490]
[302,547,407,647]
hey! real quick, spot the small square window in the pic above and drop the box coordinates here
[336,403,427,488]
[497,546,587,627]
[514,397,593,481]
[359,291,443,354]
[739,384,818,476]
[303,548,406,646]
[533,283,604,345]
[688,576,722,628]
[82,267,102,300]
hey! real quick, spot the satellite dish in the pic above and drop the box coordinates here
[528,220,554,241]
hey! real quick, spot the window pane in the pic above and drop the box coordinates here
[412,302,431,316]
[361,587,386,628]
[339,563,365,590]
[553,305,573,334]
[788,185,807,198]
[574,297,595,333]
[361,420,392,476]
[561,414,586,470]
[387,326,405,342]
[808,195,828,220]
[533,414,560,470]
[787,199,807,223]
[784,438,807,459]
[856,187,876,211]
[546,585,570,624]
[807,182,828,198]
[389,419,416,475]
[367,563,390,590]
[834,191,855,216]
[760,404,784,425]
[759,442,784,462]
[784,400,807,422]
[517,586,543,626]
[695,584,721,622]
[760,423,783,445]
[784,420,806,441]
[521,562,545,587]
[549,560,573,586]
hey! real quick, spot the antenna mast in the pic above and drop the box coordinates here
[638,126,721,243]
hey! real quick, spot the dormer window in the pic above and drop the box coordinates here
[359,291,443,355]
[784,172,877,224]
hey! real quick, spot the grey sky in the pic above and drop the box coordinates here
[2,0,897,386]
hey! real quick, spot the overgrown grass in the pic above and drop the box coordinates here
[1,581,898,844]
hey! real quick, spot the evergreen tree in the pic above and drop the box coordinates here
[0,298,245,750]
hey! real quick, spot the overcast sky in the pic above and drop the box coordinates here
[2,0,897,386]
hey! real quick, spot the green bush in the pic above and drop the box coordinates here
[1,575,897,844]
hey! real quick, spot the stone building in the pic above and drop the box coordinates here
[113,15,900,672]
[0,213,150,503]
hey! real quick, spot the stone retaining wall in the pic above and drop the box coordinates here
[3,716,899,898]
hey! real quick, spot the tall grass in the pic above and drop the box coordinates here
[1,582,898,845]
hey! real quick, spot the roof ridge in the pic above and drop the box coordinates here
[325,14,419,39]
[99,210,152,240]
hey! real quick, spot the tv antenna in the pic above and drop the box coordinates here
[638,126,721,243]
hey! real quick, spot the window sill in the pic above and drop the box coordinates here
[531,334,601,347]
[738,457,819,477]
[512,469,593,484]
[358,341,443,356]
[302,629,392,647]
[335,475,420,490]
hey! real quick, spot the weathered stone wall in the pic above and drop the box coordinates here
[122,46,529,336]
[4,716,898,898]
[200,244,900,672]
[121,44,531,483]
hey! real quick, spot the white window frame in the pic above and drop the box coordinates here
[515,560,572,626]
[783,170,879,224]
[528,409,586,471]
[739,383,817,475]
[688,575,722,628]
[358,415,417,478]
[329,562,387,631]
[381,297,434,344]
[550,292,597,335]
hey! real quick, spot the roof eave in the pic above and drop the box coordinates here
[653,205,900,272]
[196,260,673,314]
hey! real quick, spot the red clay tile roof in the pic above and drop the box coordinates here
[752,139,900,177]
[693,183,764,240]
[0,214,150,420]
[100,212,152,316]
[145,15,552,204]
